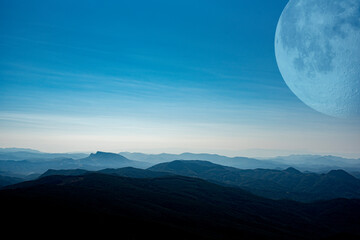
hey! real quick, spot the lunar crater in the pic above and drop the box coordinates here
[275,0,360,118]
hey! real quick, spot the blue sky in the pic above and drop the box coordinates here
[0,0,359,157]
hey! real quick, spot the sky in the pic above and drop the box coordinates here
[0,0,359,158]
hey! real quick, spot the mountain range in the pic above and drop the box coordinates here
[32,160,360,203]
[0,147,88,161]
[40,167,173,179]
[1,149,360,202]
[149,160,360,202]
[120,151,360,172]
[1,148,359,174]
[1,148,360,239]
[0,151,150,176]
[2,170,360,239]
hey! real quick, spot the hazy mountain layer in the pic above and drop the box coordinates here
[0,151,150,176]
[121,151,360,172]
[0,148,88,161]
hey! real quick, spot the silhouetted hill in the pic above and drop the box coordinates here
[120,151,287,169]
[0,158,85,175]
[0,149,88,161]
[327,169,355,179]
[264,155,360,172]
[40,169,89,178]
[2,173,360,239]
[0,147,41,153]
[0,152,151,176]
[0,175,23,188]
[284,167,301,174]
[97,167,173,178]
[78,151,151,169]
[267,154,359,165]
[350,171,360,179]
[40,167,173,179]
[121,152,360,172]
[149,160,360,202]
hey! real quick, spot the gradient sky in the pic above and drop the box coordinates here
[0,0,359,157]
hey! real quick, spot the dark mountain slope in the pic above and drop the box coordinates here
[97,167,173,178]
[0,175,23,188]
[0,158,84,175]
[2,173,360,239]
[40,169,89,178]
[149,160,360,202]
[40,167,173,179]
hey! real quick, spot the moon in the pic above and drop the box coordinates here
[275,0,360,118]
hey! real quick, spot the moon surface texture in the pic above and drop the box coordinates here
[275,0,360,118]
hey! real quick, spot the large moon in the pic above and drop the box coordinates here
[275,0,360,118]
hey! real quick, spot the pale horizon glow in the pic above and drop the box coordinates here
[1,112,359,158]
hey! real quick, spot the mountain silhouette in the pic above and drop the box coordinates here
[40,169,89,178]
[0,175,23,188]
[77,151,151,169]
[0,152,151,176]
[149,160,360,202]
[0,148,87,161]
[40,167,173,179]
[2,172,360,239]
[120,151,288,168]
[120,151,360,172]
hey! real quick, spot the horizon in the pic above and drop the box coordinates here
[1,146,359,159]
[1,1,359,158]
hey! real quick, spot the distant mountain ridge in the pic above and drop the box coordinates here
[149,160,360,202]
[264,154,360,171]
[0,151,150,176]
[78,151,150,168]
[121,151,360,172]
[0,148,88,161]
[0,175,23,188]
[1,148,358,172]
[0,148,42,153]
[40,167,173,179]
[1,148,359,186]
[120,151,285,168]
